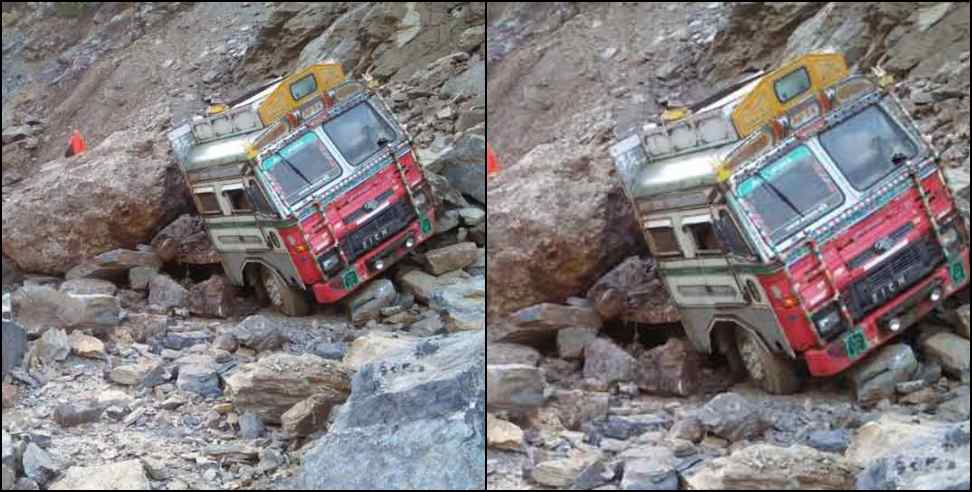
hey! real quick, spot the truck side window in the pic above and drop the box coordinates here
[223,189,253,214]
[290,75,317,101]
[195,192,222,216]
[647,226,681,257]
[246,181,277,217]
[714,210,755,259]
[684,222,722,256]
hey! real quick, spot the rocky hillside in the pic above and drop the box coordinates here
[486,2,970,491]
[3,2,485,491]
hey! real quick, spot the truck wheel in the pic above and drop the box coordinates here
[261,267,311,317]
[735,329,802,395]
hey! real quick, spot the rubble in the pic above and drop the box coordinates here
[684,444,857,490]
[583,338,638,390]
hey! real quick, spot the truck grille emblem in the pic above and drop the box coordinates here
[873,238,894,254]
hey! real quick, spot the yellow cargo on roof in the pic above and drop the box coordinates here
[257,64,347,126]
[731,53,849,138]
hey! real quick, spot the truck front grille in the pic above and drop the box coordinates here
[340,200,415,262]
[843,235,945,320]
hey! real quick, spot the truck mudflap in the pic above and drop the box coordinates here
[312,215,433,304]
[804,248,970,377]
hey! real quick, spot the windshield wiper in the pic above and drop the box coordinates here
[751,171,804,219]
[277,153,312,187]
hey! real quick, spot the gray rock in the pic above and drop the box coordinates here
[697,393,769,443]
[22,444,58,486]
[65,249,162,282]
[58,279,118,297]
[2,320,28,378]
[1,430,17,469]
[281,391,346,437]
[225,353,351,424]
[550,390,610,431]
[486,343,542,367]
[558,327,597,360]
[2,465,14,491]
[213,334,238,353]
[49,460,151,490]
[300,331,485,490]
[430,275,485,332]
[239,413,266,440]
[638,338,702,397]
[622,454,678,490]
[502,303,604,347]
[310,342,347,361]
[33,329,71,364]
[161,330,212,351]
[53,400,105,428]
[424,242,479,276]
[427,134,486,205]
[177,365,222,398]
[231,315,287,352]
[806,429,851,454]
[571,460,616,491]
[848,344,919,403]
[921,332,971,378]
[12,286,121,337]
[486,364,545,414]
[583,338,638,389]
[188,276,237,319]
[345,280,397,325]
[148,275,189,312]
[440,61,485,99]
[128,267,159,292]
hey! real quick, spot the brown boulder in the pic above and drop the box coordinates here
[151,215,220,265]
[1,130,189,275]
[486,141,643,324]
[188,276,237,319]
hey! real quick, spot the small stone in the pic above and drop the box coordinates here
[239,413,266,440]
[69,332,106,359]
[148,275,189,312]
[177,364,222,398]
[583,338,638,389]
[424,242,479,276]
[111,362,154,386]
[458,208,485,227]
[895,380,928,395]
[54,400,105,427]
[486,364,545,414]
[213,334,238,353]
[345,280,398,325]
[34,328,71,364]
[23,443,59,486]
[806,429,851,454]
[281,392,345,437]
[697,393,768,443]
[921,332,971,378]
[231,315,286,352]
[486,414,523,451]
[50,460,151,490]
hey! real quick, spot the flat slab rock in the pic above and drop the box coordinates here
[49,460,151,490]
[300,330,485,490]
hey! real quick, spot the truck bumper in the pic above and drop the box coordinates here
[311,215,433,304]
[804,248,970,378]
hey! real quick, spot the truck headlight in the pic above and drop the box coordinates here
[321,252,343,275]
[812,304,847,342]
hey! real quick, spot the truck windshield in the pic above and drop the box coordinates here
[322,101,398,166]
[736,146,845,246]
[261,132,343,205]
[819,105,919,191]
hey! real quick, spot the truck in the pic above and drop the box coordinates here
[610,53,970,394]
[167,64,436,316]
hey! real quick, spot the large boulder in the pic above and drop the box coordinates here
[486,141,642,323]
[847,344,919,403]
[583,338,638,389]
[225,353,352,424]
[920,332,971,379]
[491,303,603,347]
[587,257,679,325]
[430,275,485,332]
[300,331,485,490]
[188,276,237,319]
[1,130,189,275]
[696,393,769,443]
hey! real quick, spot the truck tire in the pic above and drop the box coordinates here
[261,267,311,317]
[735,328,802,395]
